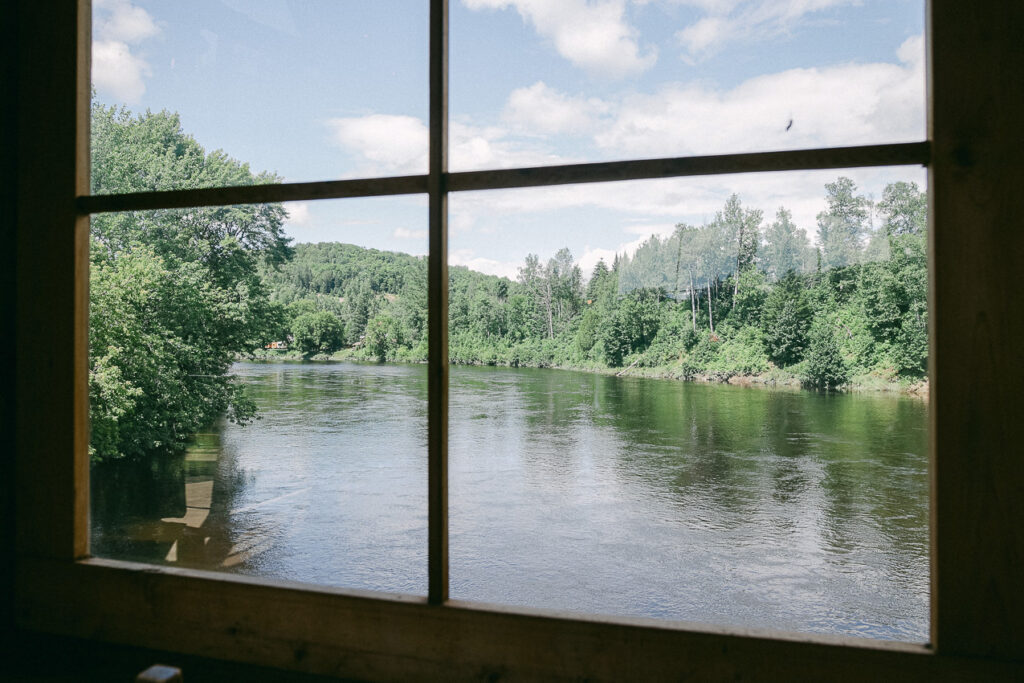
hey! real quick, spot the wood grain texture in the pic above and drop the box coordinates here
[930,0,1024,661]
[17,558,1024,683]
[14,0,90,562]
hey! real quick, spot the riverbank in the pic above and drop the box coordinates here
[246,348,929,398]
[618,365,928,398]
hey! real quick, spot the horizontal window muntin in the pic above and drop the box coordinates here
[79,143,930,213]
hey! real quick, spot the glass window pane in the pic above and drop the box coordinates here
[449,1,925,171]
[448,168,929,640]
[90,0,428,193]
[89,196,430,594]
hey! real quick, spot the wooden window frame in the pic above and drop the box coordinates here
[12,1,1024,679]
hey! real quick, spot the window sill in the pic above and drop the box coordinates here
[16,556,1018,681]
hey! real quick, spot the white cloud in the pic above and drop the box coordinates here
[394,227,429,241]
[450,249,521,279]
[463,0,656,78]
[578,228,674,281]
[466,35,924,171]
[450,165,925,269]
[675,0,857,60]
[326,114,429,174]
[452,121,568,170]
[92,0,160,104]
[578,246,620,279]
[503,81,610,135]
[623,221,678,236]
[95,0,160,43]
[897,33,925,70]
[92,40,152,103]
[327,113,568,174]
[677,17,727,55]
[284,202,312,226]
[595,36,925,158]
[326,34,925,267]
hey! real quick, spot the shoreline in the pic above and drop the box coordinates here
[245,349,929,399]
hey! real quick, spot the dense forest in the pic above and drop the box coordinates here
[89,102,927,461]
[260,179,927,392]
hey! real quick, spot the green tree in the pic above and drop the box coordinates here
[817,177,870,269]
[878,181,927,237]
[710,194,762,307]
[857,230,928,377]
[731,267,769,327]
[365,313,403,361]
[89,102,291,461]
[517,253,552,339]
[89,244,261,460]
[547,247,583,336]
[600,289,662,367]
[292,311,345,357]
[803,319,849,389]
[670,224,701,332]
[762,207,812,281]
[762,272,812,366]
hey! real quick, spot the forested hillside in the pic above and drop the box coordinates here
[261,176,927,392]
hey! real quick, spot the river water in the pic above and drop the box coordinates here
[91,361,929,641]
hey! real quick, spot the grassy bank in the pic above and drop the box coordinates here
[245,347,929,398]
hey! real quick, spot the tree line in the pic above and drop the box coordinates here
[264,180,926,394]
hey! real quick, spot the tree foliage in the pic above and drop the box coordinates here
[817,177,870,269]
[762,207,813,281]
[261,179,928,390]
[762,272,812,367]
[804,319,850,390]
[292,311,345,357]
[89,102,291,461]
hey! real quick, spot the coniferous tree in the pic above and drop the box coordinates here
[817,177,870,269]
[762,272,812,366]
[762,207,812,281]
[804,319,849,389]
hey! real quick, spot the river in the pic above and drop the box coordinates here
[91,361,929,641]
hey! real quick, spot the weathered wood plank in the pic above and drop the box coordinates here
[16,559,1024,682]
[930,0,1024,661]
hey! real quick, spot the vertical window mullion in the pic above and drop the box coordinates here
[427,0,449,606]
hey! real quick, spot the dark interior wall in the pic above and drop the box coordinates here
[1,0,19,642]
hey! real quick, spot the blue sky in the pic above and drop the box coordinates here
[92,0,926,279]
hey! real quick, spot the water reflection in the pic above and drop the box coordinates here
[92,362,928,641]
[92,361,429,594]
[91,431,256,569]
[448,366,928,640]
